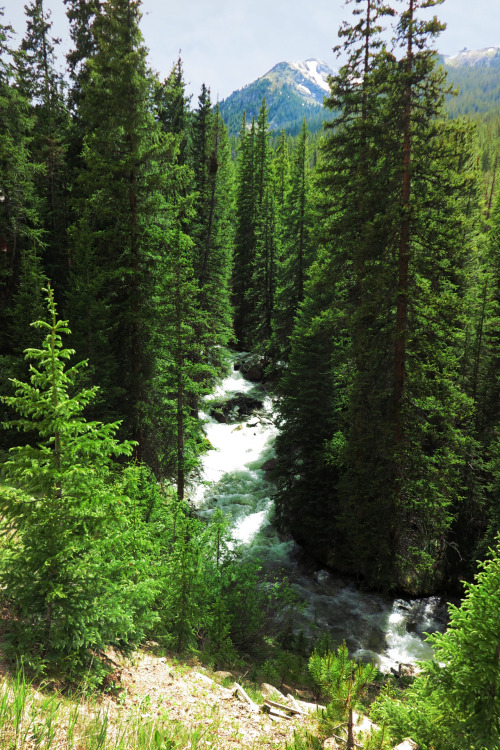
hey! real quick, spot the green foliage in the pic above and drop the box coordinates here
[118,464,296,662]
[373,537,500,749]
[0,11,42,363]
[17,0,70,295]
[309,642,378,733]
[270,119,314,364]
[155,503,296,660]
[286,731,324,750]
[0,287,158,677]
[275,0,483,593]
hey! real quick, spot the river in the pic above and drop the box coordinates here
[191,362,448,672]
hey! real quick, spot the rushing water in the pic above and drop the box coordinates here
[191,364,448,672]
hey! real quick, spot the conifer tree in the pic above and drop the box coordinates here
[64,0,101,113]
[66,0,170,465]
[471,185,500,548]
[233,113,256,346]
[374,536,500,749]
[272,130,290,210]
[245,99,277,350]
[274,246,341,550]
[271,119,313,363]
[18,0,70,294]
[276,0,480,592]
[0,287,157,674]
[155,56,191,166]
[190,89,234,372]
[0,11,44,404]
[150,217,210,496]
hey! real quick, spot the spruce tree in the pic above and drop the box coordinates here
[381,0,476,589]
[0,11,44,426]
[64,0,101,114]
[66,0,173,468]
[374,536,500,749]
[246,99,276,351]
[233,113,256,346]
[276,0,480,592]
[271,119,313,363]
[0,287,157,675]
[190,90,234,373]
[18,0,70,295]
[472,184,500,549]
[154,56,191,166]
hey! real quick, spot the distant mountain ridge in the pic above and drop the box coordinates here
[218,58,335,136]
[219,47,500,136]
[442,47,500,118]
[444,47,500,68]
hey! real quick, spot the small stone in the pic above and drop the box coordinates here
[394,741,419,750]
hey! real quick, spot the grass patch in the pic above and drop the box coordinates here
[0,669,215,750]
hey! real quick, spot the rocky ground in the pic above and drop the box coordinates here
[108,649,320,748]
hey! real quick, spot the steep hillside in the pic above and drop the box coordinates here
[444,48,500,117]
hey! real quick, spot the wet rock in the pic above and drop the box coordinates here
[234,353,266,382]
[314,569,330,585]
[207,392,264,424]
[245,363,265,381]
[365,628,387,653]
[212,410,227,424]
[260,457,278,472]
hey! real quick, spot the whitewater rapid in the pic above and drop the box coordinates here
[191,364,447,671]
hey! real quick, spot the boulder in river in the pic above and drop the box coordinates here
[260,457,278,472]
[234,353,266,382]
[207,392,264,424]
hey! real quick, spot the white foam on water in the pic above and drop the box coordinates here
[192,362,446,671]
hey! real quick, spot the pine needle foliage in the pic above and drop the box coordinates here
[0,286,158,677]
[309,642,378,749]
[373,536,500,749]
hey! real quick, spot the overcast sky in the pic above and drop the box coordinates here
[2,0,500,101]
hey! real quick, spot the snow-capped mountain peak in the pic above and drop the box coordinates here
[444,46,500,68]
[290,59,331,94]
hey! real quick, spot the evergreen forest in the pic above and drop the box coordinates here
[1,0,500,748]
